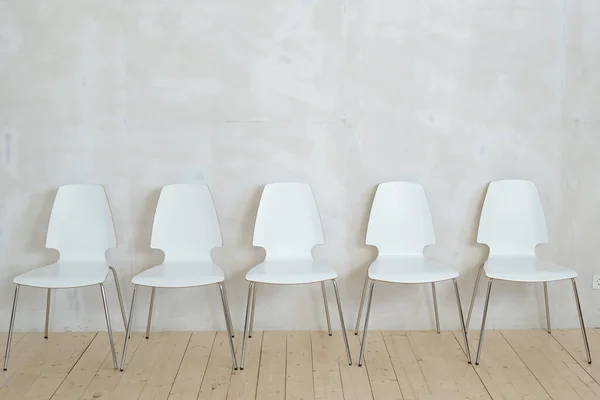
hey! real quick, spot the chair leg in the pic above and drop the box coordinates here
[3,285,20,371]
[240,282,255,370]
[100,284,118,370]
[218,283,238,370]
[221,284,235,338]
[475,279,494,365]
[120,285,139,371]
[431,282,440,334]
[354,274,369,335]
[572,278,592,364]
[332,279,352,365]
[321,282,332,336]
[466,265,483,331]
[358,280,375,367]
[44,289,51,339]
[146,287,155,339]
[109,266,128,332]
[543,282,551,334]
[249,284,257,338]
[452,278,472,363]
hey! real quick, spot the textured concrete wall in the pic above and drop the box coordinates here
[0,0,599,332]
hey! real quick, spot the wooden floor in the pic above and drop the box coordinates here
[1,329,600,399]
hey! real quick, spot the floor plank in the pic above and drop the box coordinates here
[362,331,403,400]
[0,332,26,363]
[0,332,95,400]
[139,331,192,399]
[502,330,600,399]
[404,331,489,400]
[339,333,373,400]
[552,329,600,383]
[0,333,48,390]
[256,331,286,400]
[453,331,551,400]
[286,331,314,400]
[227,331,262,400]
[197,331,237,400]
[382,331,430,399]
[168,331,216,400]
[79,332,144,400]
[311,331,343,400]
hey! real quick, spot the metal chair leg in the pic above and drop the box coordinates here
[218,283,238,370]
[44,289,51,339]
[572,278,592,364]
[431,282,440,334]
[322,281,332,336]
[332,279,352,365]
[358,280,375,367]
[543,282,551,333]
[475,279,493,365]
[3,285,20,371]
[249,284,256,338]
[453,278,472,363]
[146,287,155,339]
[221,284,235,338]
[109,266,128,331]
[240,282,255,370]
[100,284,118,370]
[120,285,139,371]
[354,274,369,335]
[466,265,483,330]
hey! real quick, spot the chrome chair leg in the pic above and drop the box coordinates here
[431,282,440,334]
[218,283,238,370]
[120,285,139,371]
[109,266,128,331]
[322,281,332,336]
[240,282,255,370]
[475,279,493,365]
[249,284,257,338]
[453,278,472,363]
[466,265,483,330]
[358,280,375,367]
[100,284,118,370]
[572,278,592,364]
[44,289,51,339]
[543,282,551,333]
[146,287,155,339]
[3,285,20,371]
[221,284,235,338]
[332,279,352,365]
[354,274,369,335]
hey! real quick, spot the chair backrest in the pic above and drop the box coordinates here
[366,182,435,256]
[46,184,117,262]
[253,182,324,260]
[478,180,548,256]
[151,184,222,262]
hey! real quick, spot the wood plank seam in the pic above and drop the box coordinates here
[165,332,194,399]
[449,331,493,400]
[253,331,265,400]
[403,332,432,395]
[381,332,406,399]
[549,329,599,385]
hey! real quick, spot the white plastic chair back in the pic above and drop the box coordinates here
[253,182,324,260]
[151,184,222,263]
[478,180,548,256]
[366,182,435,256]
[46,184,117,263]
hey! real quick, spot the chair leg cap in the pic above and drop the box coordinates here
[120,369,124,372]
[329,334,332,337]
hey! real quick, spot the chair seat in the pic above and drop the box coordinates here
[13,262,109,289]
[368,256,459,284]
[484,256,577,282]
[131,262,225,288]
[246,260,337,284]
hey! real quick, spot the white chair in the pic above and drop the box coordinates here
[3,184,127,370]
[355,182,472,366]
[467,180,591,365]
[119,184,237,370]
[239,182,352,369]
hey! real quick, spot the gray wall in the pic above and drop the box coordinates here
[0,0,599,332]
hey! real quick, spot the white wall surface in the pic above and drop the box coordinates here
[0,0,599,332]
